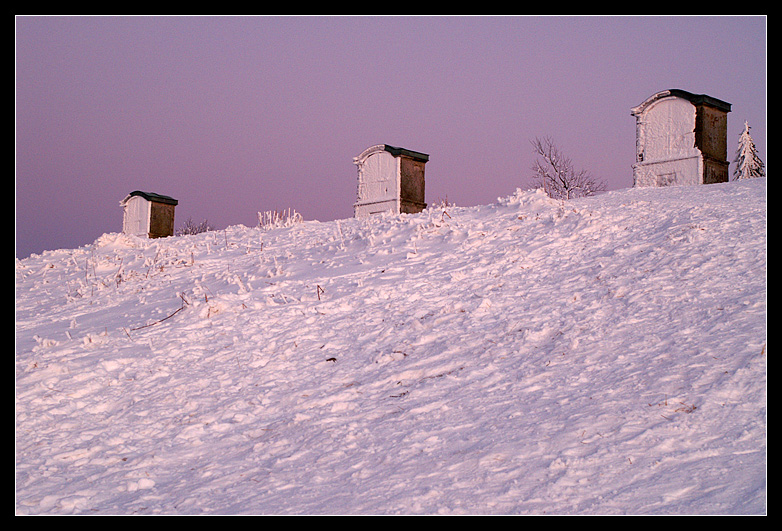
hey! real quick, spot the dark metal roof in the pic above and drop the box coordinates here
[125,190,178,205]
[383,145,430,162]
[632,89,731,115]
[666,89,732,113]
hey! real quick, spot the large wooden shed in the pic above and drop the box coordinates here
[120,190,178,238]
[631,89,731,187]
[353,144,428,218]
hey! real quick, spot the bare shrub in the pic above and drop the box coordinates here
[529,137,606,200]
[176,217,214,236]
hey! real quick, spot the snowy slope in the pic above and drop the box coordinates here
[15,179,767,515]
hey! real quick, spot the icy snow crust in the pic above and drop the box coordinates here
[16,179,766,515]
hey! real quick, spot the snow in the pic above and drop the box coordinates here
[16,178,767,515]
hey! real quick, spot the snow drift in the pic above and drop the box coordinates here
[15,179,767,515]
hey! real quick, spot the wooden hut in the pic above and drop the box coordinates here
[631,89,731,187]
[120,190,178,238]
[353,144,428,217]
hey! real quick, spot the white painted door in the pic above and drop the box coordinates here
[123,196,150,236]
[359,150,397,203]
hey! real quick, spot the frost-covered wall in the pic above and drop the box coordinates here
[353,145,428,217]
[631,89,731,187]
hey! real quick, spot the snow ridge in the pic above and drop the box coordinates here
[16,179,766,515]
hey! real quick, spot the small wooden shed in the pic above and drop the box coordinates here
[353,144,428,218]
[631,89,731,187]
[120,190,178,238]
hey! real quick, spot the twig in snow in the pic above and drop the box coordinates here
[130,306,185,331]
[130,293,190,331]
[674,402,697,414]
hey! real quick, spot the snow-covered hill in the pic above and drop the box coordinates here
[15,179,767,515]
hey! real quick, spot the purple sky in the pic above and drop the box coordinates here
[15,16,766,259]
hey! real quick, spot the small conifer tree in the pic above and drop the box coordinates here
[732,121,765,180]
